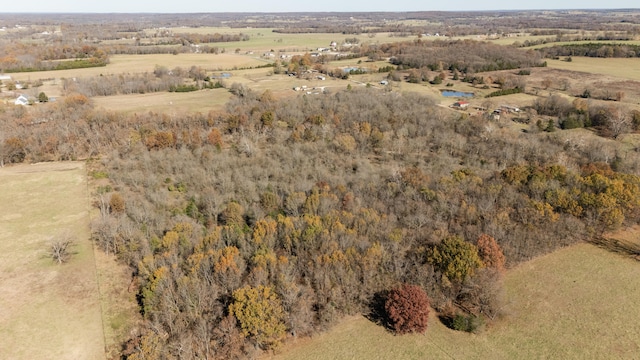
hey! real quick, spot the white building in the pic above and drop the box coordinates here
[15,95,29,106]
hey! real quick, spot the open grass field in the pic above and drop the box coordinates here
[93,240,141,359]
[546,57,640,81]
[8,53,269,82]
[93,88,233,114]
[0,162,105,360]
[267,243,640,360]
[157,27,414,52]
[452,34,550,45]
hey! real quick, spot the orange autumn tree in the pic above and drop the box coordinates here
[476,234,506,271]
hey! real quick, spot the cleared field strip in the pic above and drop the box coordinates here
[0,162,105,360]
[546,57,640,81]
[93,88,233,114]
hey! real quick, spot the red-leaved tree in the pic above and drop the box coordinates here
[384,284,430,334]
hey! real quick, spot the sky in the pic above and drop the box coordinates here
[0,0,637,13]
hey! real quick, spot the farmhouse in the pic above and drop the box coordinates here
[501,105,520,113]
[15,95,30,106]
[452,101,470,109]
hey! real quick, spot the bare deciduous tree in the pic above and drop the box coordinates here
[607,106,631,139]
[49,230,76,264]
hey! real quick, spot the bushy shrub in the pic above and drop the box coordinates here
[486,87,523,98]
[452,313,484,333]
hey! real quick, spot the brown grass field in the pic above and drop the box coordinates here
[93,88,233,114]
[546,57,640,81]
[267,243,640,360]
[8,53,269,82]
[0,162,105,360]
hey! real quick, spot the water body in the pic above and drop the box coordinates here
[441,90,474,97]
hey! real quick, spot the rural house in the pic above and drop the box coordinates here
[14,95,30,106]
[452,101,470,109]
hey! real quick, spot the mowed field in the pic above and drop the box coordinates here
[0,162,105,360]
[267,243,640,360]
[93,88,233,114]
[546,57,640,81]
[8,53,269,82]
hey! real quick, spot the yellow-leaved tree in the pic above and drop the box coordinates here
[229,285,286,350]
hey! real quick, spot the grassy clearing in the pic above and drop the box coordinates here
[267,243,640,360]
[93,88,233,114]
[8,53,268,82]
[93,247,141,359]
[0,162,105,360]
[546,57,640,81]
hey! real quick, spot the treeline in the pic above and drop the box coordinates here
[273,24,426,36]
[0,42,109,72]
[62,66,217,96]
[3,87,640,358]
[380,39,546,74]
[0,31,234,72]
[516,33,634,48]
[539,43,640,58]
[532,94,640,139]
[172,32,249,44]
[3,58,108,73]
[141,32,249,47]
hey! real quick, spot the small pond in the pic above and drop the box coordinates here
[441,90,474,97]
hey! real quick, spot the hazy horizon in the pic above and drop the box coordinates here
[0,0,637,14]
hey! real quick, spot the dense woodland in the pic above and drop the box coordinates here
[2,85,640,358]
[381,39,546,73]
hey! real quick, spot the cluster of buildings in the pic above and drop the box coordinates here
[1,74,54,106]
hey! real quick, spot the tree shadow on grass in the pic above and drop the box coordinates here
[587,236,640,261]
[364,290,392,331]
[438,314,455,329]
